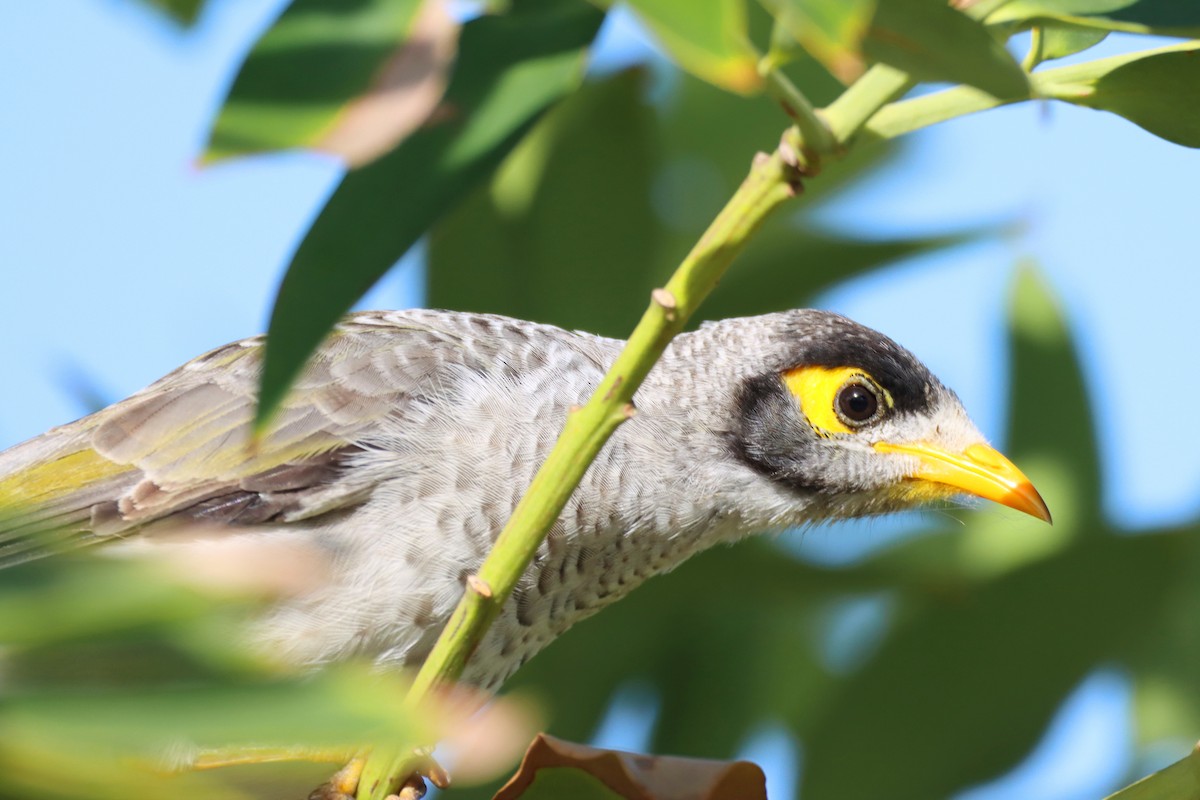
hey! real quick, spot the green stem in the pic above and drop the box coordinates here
[1022,25,1045,72]
[822,63,915,145]
[759,55,838,164]
[1102,744,1200,800]
[358,146,806,800]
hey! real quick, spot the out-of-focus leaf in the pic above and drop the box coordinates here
[0,557,221,647]
[1035,23,1109,64]
[800,534,1183,800]
[206,0,455,165]
[1103,748,1200,800]
[764,0,876,83]
[987,0,1200,36]
[256,1,605,427]
[493,734,767,800]
[697,224,987,322]
[619,0,762,95]
[865,0,1030,99]
[429,69,658,337]
[135,0,207,25]
[1085,49,1200,148]
[795,268,1136,799]
[502,540,878,767]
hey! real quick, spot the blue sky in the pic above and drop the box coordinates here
[1,1,1198,798]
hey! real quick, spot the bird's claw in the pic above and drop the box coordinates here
[309,752,448,800]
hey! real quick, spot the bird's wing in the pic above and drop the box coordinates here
[0,312,484,565]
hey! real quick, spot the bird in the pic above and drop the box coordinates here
[0,308,1049,693]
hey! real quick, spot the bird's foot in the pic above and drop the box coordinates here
[308,753,449,800]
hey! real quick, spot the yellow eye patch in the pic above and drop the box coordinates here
[782,365,892,436]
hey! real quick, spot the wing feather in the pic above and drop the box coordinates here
[0,312,479,564]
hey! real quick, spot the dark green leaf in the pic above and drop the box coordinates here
[1088,49,1200,148]
[796,268,1157,799]
[205,0,431,162]
[865,0,1030,98]
[621,0,762,94]
[256,2,605,427]
[800,534,1182,800]
[429,70,659,337]
[697,224,986,323]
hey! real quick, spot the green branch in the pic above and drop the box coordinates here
[358,127,807,800]
[863,40,1200,142]
[758,55,838,164]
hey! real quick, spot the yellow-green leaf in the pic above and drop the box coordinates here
[621,0,762,94]
[988,0,1200,36]
[1086,49,1200,148]
[866,0,1030,99]
[765,0,876,83]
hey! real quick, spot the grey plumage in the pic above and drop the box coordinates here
[0,308,998,690]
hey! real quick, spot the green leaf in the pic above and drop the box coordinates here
[795,269,1163,799]
[763,0,877,83]
[429,70,659,338]
[1086,49,1200,148]
[1036,23,1109,64]
[697,224,986,322]
[988,0,1200,36]
[1103,749,1200,800]
[620,0,763,94]
[255,2,605,428]
[865,0,1030,99]
[205,0,433,163]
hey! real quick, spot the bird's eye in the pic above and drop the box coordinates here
[835,380,882,426]
[782,365,891,435]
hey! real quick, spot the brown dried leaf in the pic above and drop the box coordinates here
[493,733,768,800]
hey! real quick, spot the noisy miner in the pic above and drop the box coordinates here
[0,308,1049,693]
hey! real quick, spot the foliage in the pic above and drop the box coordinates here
[15,0,1200,797]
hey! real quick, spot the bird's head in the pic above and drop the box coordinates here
[725,310,1050,523]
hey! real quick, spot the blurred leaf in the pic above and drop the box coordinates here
[795,268,1153,799]
[1085,50,1200,148]
[257,1,605,427]
[134,0,208,25]
[800,534,1184,800]
[763,0,876,83]
[1103,748,1200,800]
[207,0,457,166]
[429,69,659,337]
[493,734,767,800]
[0,557,221,647]
[988,0,1200,36]
[865,0,1030,99]
[697,224,987,322]
[0,552,437,800]
[619,0,763,94]
[1035,23,1109,64]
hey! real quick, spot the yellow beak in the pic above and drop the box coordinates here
[873,441,1052,523]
